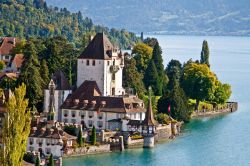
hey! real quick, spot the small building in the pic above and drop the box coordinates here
[5,53,24,73]
[27,122,76,158]
[0,37,17,63]
[44,71,72,121]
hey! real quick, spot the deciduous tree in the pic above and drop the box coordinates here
[1,83,30,166]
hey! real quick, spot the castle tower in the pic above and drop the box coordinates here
[77,33,125,96]
[142,90,157,148]
[47,79,56,122]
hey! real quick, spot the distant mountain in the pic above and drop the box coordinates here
[47,0,250,36]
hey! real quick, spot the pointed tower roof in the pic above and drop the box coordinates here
[142,98,157,126]
[78,33,114,60]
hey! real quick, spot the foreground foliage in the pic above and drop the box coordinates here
[1,84,30,166]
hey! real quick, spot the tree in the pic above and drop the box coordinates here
[132,43,153,72]
[0,60,6,70]
[212,81,232,105]
[1,84,30,166]
[35,156,40,166]
[91,126,96,145]
[48,154,54,166]
[181,63,217,110]
[152,41,167,95]
[143,60,161,96]
[143,37,158,48]
[40,59,49,88]
[158,78,191,122]
[123,57,145,96]
[77,128,83,147]
[200,40,210,67]
[166,59,182,90]
[19,42,43,108]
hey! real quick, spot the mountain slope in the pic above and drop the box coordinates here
[46,0,250,36]
[0,0,139,48]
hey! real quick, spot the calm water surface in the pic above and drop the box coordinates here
[63,35,250,166]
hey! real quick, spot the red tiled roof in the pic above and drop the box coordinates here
[61,81,145,114]
[0,37,16,55]
[78,33,114,60]
[29,122,76,140]
[0,72,18,80]
[12,54,24,68]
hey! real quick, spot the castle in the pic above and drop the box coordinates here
[44,33,146,131]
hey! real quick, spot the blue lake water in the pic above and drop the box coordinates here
[63,35,250,166]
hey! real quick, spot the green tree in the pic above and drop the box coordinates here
[132,42,153,72]
[143,60,161,96]
[35,156,40,166]
[19,41,43,108]
[40,59,50,88]
[158,78,191,122]
[77,128,83,147]
[181,63,217,110]
[0,60,6,70]
[91,126,96,145]
[152,41,167,95]
[1,83,30,166]
[212,81,232,105]
[48,154,54,166]
[123,57,145,96]
[143,37,158,48]
[200,40,210,67]
[166,59,182,90]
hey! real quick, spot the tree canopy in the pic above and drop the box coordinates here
[0,0,139,49]
[132,42,153,72]
[1,83,30,166]
[181,63,217,109]
[200,40,210,67]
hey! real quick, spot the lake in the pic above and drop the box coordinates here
[63,35,250,166]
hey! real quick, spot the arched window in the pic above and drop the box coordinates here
[92,60,95,66]
[112,73,115,81]
[86,60,90,66]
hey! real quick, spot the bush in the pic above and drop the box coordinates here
[64,125,77,136]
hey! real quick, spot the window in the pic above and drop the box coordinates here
[113,60,115,65]
[98,113,103,120]
[29,146,34,152]
[112,88,115,96]
[88,120,93,127]
[88,111,94,118]
[71,111,76,117]
[5,55,9,60]
[97,121,103,128]
[45,148,51,154]
[112,73,115,81]
[107,61,110,66]
[64,110,68,117]
[29,138,34,145]
[92,60,95,66]
[87,60,90,66]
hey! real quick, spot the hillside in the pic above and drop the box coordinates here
[47,0,250,36]
[0,0,139,48]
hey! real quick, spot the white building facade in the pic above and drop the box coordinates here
[77,33,125,96]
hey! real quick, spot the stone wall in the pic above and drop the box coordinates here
[63,144,110,157]
[191,102,238,118]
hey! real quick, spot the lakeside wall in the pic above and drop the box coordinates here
[191,102,238,118]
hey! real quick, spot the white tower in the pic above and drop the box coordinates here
[77,33,125,96]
